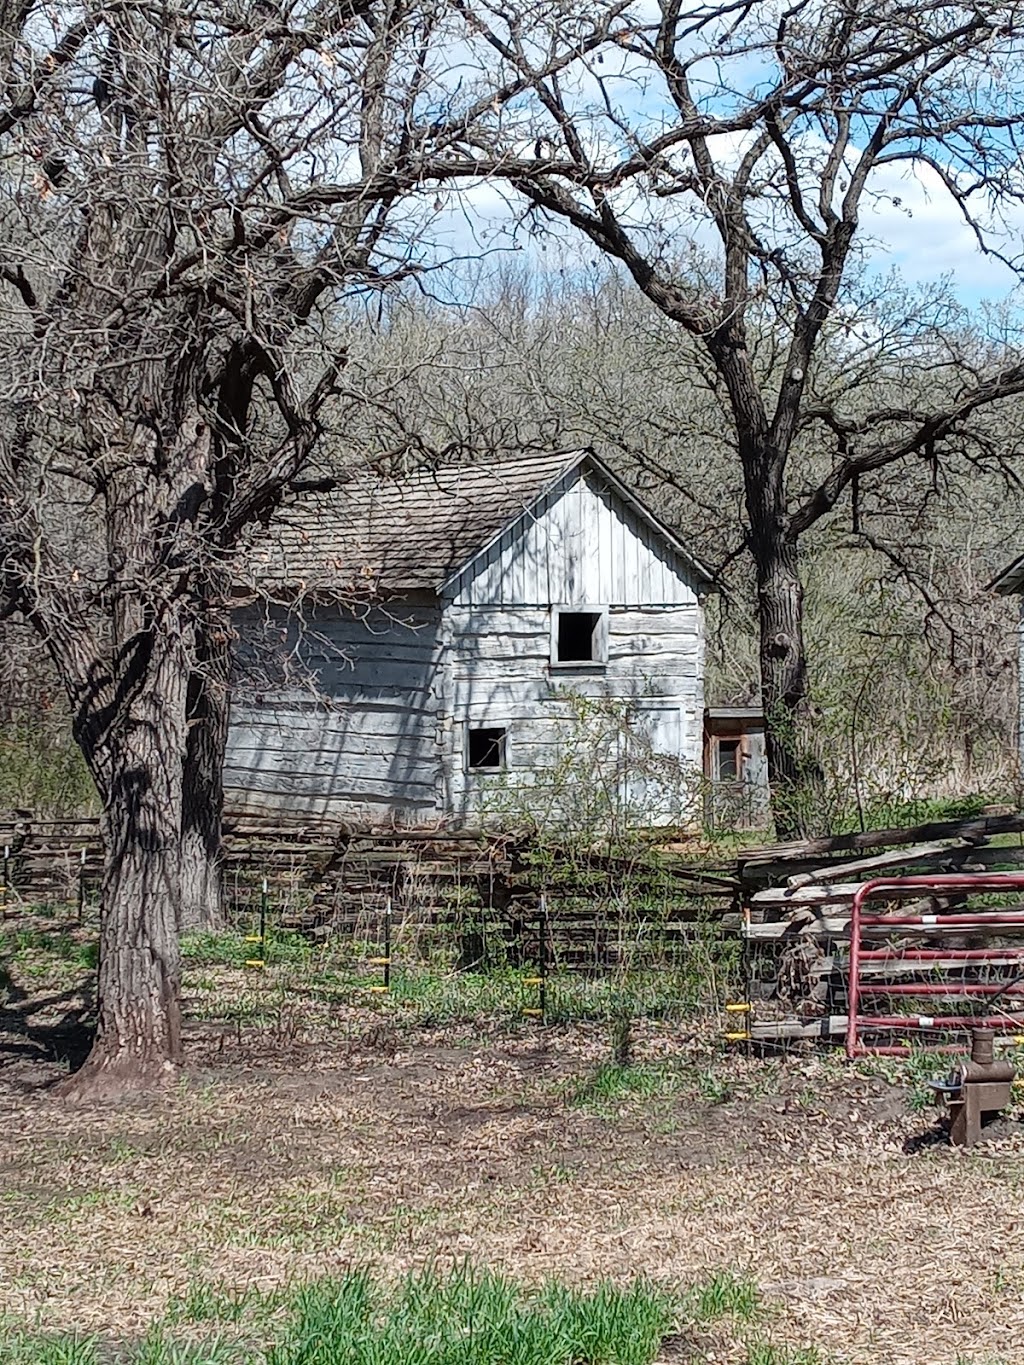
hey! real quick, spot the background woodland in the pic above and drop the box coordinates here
[3,263,1020,827]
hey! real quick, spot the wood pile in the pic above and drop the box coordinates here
[737,810,1024,1042]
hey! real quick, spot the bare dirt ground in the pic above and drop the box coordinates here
[3,935,1024,1364]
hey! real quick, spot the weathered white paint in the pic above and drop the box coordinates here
[227,469,709,826]
[225,602,444,821]
[444,603,704,824]
[447,466,703,608]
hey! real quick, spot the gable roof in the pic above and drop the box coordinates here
[247,449,718,599]
[990,553,1024,595]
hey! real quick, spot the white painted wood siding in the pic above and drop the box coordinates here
[225,603,443,821]
[227,463,709,827]
[444,603,705,823]
[447,466,702,608]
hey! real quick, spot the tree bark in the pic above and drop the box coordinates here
[714,336,824,839]
[751,529,824,839]
[180,611,231,932]
[58,626,189,1098]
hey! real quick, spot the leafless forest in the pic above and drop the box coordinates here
[3,269,1022,822]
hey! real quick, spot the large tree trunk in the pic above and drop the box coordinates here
[58,627,189,1098]
[751,529,824,839]
[716,335,825,840]
[180,612,231,932]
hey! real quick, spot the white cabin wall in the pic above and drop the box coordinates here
[444,603,705,823]
[226,601,444,822]
[443,465,707,824]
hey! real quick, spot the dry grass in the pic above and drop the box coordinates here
[2,920,1024,1364]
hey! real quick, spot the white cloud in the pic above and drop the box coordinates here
[856,160,1022,300]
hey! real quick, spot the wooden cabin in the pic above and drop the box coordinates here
[229,450,718,828]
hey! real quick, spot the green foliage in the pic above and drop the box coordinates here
[0,1268,840,1365]
[0,1333,101,1365]
[855,1046,952,1114]
[266,1266,673,1365]
[0,722,96,818]
[0,1267,674,1365]
[744,1345,826,1365]
[685,1272,761,1324]
[569,1061,680,1111]
[181,930,314,970]
[0,926,97,971]
[166,1283,276,1327]
[130,1330,235,1365]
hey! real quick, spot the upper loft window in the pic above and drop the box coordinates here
[552,607,608,667]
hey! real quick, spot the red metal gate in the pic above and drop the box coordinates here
[846,874,1024,1058]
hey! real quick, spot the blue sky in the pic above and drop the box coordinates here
[413,163,1023,319]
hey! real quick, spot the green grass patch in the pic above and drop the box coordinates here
[0,1267,675,1365]
[854,1045,958,1114]
[0,926,97,970]
[744,1346,827,1365]
[685,1270,761,1324]
[569,1061,681,1112]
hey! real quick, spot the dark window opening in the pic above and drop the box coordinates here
[556,611,603,664]
[717,738,741,781]
[468,726,507,771]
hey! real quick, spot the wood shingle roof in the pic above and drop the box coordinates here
[246,449,716,599]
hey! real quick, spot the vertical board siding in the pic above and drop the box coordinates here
[449,467,701,608]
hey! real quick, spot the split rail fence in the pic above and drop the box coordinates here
[0,811,739,978]
[6,807,1024,1053]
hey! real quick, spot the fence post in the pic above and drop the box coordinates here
[76,846,86,923]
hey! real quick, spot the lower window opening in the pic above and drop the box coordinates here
[468,726,507,771]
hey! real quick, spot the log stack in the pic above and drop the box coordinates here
[737,811,1024,1042]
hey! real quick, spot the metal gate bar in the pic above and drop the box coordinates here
[846,874,1024,1059]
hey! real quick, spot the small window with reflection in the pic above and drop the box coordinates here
[716,738,741,781]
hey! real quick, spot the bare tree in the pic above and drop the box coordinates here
[0,0,612,1093]
[450,0,1024,833]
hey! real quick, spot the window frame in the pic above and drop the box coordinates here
[465,724,509,773]
[549,604,610,670]
[714,735,746,783]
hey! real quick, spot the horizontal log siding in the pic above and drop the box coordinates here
[226,602,444,822]
[444,604,704,823]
